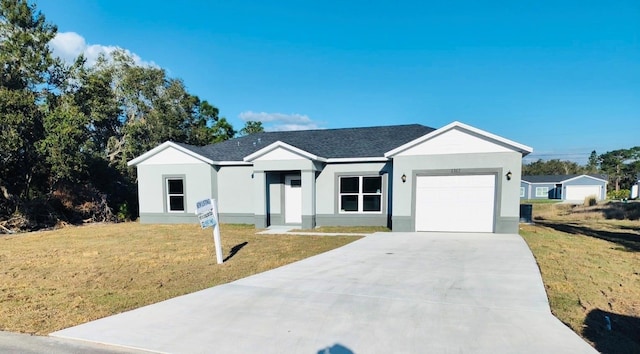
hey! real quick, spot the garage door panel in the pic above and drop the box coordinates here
[565,185,600,201]
[415,175,495,232]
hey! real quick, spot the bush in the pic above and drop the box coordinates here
[117,202,131,222]
[584,195,597,206]
[607,189,630,200]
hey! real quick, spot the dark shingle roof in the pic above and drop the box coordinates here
[522,174,608,183]
[176,124,436,161]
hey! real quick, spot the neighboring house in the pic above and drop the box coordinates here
[520,174,608,202]
[128,121,532,233]
[631,174,640,199]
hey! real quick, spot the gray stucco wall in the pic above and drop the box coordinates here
[137,163,215,223]
[390,152,522,233]
[136,148,527,231]
[216,165,254,215]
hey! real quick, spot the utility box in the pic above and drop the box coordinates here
[520,204,533,223]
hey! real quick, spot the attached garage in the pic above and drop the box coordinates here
[565,185,601,201]
[415,174,496,232]
[386,121,532,233]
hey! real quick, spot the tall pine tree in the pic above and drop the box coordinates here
[0,0,57,214]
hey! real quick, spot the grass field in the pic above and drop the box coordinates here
[0,223,361,335]
[520,201,640,354]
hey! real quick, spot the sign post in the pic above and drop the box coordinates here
[196,198,223,264]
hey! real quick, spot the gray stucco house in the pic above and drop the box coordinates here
[520,174,608,201]
[128,121,532,233]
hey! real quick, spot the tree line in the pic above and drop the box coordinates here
[523,148,640,193]
[0,0,263,231]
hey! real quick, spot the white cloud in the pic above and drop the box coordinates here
[49,31,156,67]
[238,111,323,131]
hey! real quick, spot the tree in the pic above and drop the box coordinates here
[583,150,599,174]
[37,95,90,185]
[599,147,640,192]
[94,50,236,171]
[522,159,583,175]
[181,96,234,145]
[0,0,57,90]
[0,2,235,229]
[240,121,264,136]
[599,149,631,191]
[0,0,57,214]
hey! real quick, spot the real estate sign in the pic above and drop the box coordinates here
[195,198,223,264]
[196,198,217,229]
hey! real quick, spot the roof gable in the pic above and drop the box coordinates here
[243,141,324,162]
[386,126,514,156]
[127,141,214,166]
[385,121,532,158]
[563,174,608,184]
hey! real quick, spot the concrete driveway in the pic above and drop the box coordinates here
[51,232,596,353]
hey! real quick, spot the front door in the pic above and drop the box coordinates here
[555,184,563,199]
[284,175,302,224]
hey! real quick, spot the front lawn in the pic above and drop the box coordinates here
[0,223,361,335]
[520,201,640,353]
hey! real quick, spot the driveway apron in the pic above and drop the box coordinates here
[51,232,596,353]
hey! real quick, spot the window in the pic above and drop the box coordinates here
[166,178,185,212]
[339,176,382,213]
[535,187,548,198]
[520,187,525,197]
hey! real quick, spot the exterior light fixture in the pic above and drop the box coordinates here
[401,174,407,183]
[506,171,512,181]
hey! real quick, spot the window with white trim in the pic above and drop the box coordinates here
[520,187,525,197]
[339,176,382,213]
[166,178,185,212]
[535,187,549,198]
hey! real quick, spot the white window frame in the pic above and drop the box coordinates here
[338,175,383,214]
[166,178,186,212]
[535,186,549,198]
[520,187,525,198]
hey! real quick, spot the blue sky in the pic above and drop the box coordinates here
[37,0,639,163]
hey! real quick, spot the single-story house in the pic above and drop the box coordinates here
[631,174,640,199]
[520,174,608,201]
[128,121,532,233]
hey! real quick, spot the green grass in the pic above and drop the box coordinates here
[0,223,361,335]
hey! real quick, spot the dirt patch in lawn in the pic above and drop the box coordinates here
[0,223,361,335]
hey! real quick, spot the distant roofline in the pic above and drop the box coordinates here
[521,174,608,183]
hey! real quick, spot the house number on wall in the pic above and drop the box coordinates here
[451,169,461,174]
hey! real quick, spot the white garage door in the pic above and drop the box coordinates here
[415,175,495,232]
[565,185,601,201]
